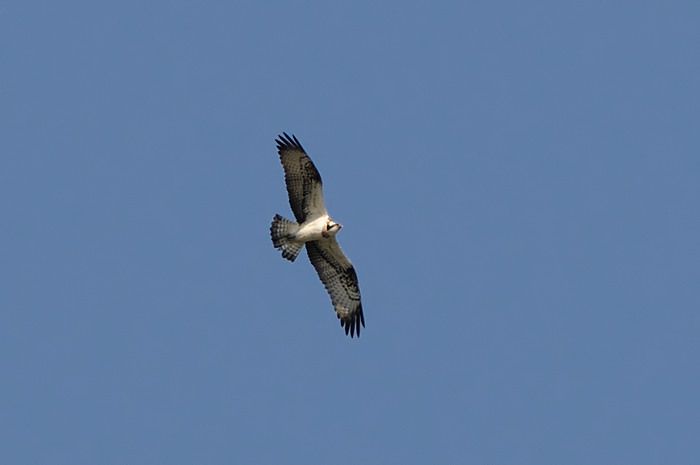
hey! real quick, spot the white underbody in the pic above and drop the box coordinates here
[293,215,334,243]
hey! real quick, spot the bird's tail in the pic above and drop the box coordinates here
[270,214,303,262]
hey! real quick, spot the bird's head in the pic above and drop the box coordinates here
[325,219,342,237]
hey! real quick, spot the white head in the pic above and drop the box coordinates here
[324,219,342,237]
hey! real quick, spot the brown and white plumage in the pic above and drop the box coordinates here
[275,133,326,223]
[270,133,365,338]
[306,240,364,337]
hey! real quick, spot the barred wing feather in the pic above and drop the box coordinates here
[306,239,364,338]
[275,133,327,222]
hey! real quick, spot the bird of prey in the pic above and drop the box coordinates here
[270,133,365,338]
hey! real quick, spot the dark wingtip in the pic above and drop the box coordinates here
[340,308,365,339]
[275,132,305,153]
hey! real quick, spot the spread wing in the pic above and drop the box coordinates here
[306,239,364,338]
[276,133,327,223]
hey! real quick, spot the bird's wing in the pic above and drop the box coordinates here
[276,133,327,222]
[306,238,364,338]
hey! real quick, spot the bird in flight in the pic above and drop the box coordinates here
[270,133,365,338]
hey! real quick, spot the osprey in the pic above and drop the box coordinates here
[270,133,365,338]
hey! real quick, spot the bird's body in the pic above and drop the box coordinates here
[270,133,365,338]
[294,215,338,242]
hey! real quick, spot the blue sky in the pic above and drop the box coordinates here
[2,1,699,463]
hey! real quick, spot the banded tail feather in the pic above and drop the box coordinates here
[270,214,303,261]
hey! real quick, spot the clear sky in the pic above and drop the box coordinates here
[2,1,699,464]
